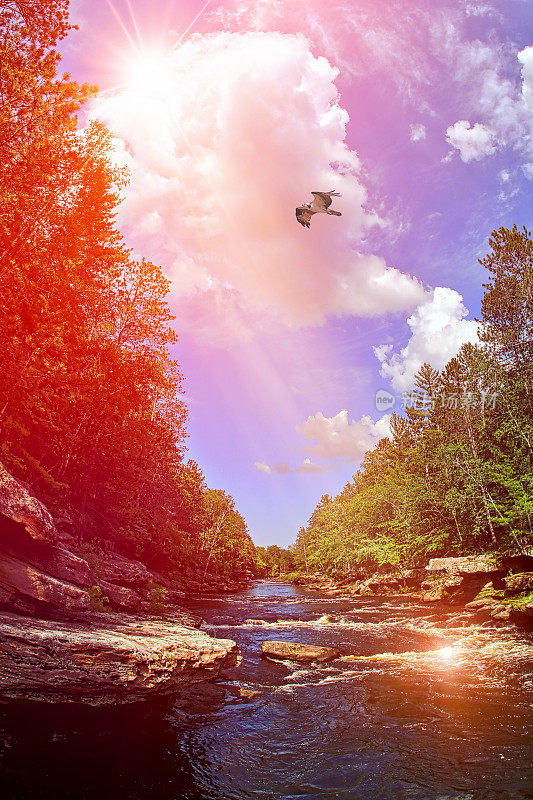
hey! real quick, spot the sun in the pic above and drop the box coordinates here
[121,49,175,96]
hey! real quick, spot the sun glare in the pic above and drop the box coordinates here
[121,49,174,96]
[438,646,454,662]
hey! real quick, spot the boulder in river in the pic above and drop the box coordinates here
[224,685,263,701]
[316,613,338,624]
[261,641,339,662]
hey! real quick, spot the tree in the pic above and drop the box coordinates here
[0,0,259,582]
[297,226,533,573]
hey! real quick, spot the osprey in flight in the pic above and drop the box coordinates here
[295,191,342,228]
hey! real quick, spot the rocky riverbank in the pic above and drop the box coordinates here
[288,553,533,628]
[0,463,244,709]
[0,610,238,707]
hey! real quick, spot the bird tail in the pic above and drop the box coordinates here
[327,210,342,216]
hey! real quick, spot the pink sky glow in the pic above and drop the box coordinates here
[62,0,533,545]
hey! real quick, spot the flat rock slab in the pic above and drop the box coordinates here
[0,611,239,706]
[261,641,339,663]
[427,555,500,574]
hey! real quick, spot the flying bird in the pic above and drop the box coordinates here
[295,191,342,228]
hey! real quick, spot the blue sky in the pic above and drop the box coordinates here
[63,0,532,546]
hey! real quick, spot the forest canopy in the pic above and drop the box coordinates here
[0,0,257,581]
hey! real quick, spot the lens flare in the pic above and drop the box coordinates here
[122,50,175,95]
[438,646,454,661]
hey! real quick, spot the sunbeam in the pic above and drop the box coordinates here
[173,0,213,50]
[105,0,139,52]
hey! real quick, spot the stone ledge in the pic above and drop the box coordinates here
[0,611,239,706]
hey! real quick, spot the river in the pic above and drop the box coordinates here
[1,580,533,799]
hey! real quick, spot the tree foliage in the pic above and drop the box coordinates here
[0,0,256,581]
[296,226,533,575]
[255,545,296,577]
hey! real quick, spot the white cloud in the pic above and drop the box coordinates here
[433,19,533,170]
[254,461,272,474]
[89,31,424,338]
[297,409,391,462]
[445,120,496,162]
[518,46,533,111]
[374,287,480,391]
[410,123,427,142]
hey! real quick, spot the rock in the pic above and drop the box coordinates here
[346,582,362,595]
[491,607,511,620]
[168,609,204,629]
[225,685,262,701]
[261,641,339,663]
[500,554,533,574]
[94,552,155,589]
[0,465,94,611]
[0,610,239,706]
[0,464,93,608]
[425,558,506,605]
[357,573,406,595]
[316,614,337,624]
[426,555,501,575]
[0,463,58,544]
[465,598,499,610]
[421,574,463,603]
[98,579,142,612]
[422,586,448,602]
[0,555,89,611]
[504,572,533,595]
[0,464,192,614]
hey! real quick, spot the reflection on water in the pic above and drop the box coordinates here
[1,580,532,800]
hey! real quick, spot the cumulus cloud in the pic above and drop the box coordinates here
[518,46,533,112]
[374,287,480,391]
[90,31,424,336]
[445,120,496,162]
[297,409,391,462]
[217,4,532,172]
[433,19,533,169]
[410,123,427,142]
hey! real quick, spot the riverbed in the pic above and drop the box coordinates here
[2,580,532,799]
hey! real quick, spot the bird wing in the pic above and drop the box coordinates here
[295,206,314,228]
[311,191,341,211]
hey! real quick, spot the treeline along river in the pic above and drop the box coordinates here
[1,581,533,799]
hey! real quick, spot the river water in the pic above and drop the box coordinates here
[2,580,533,799]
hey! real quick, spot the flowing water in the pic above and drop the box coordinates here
[1,580,532,799]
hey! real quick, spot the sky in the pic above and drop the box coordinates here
[61,0,533,547]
